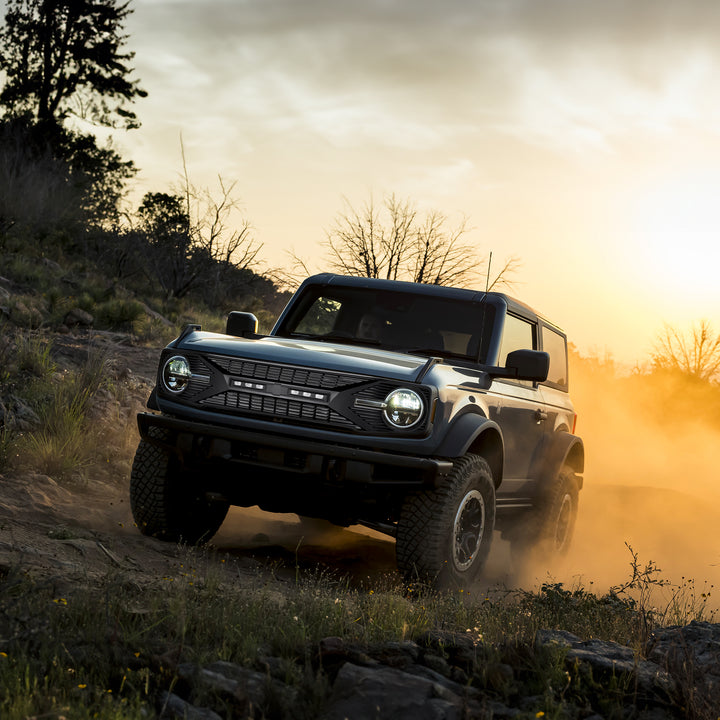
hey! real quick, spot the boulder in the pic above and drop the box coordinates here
[647,620,720,718]
[63,308,94,327]
[537,629,677,707]
[157,691,222,720]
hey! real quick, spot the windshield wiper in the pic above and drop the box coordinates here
[405,347,461,359]
[295,332,381,346]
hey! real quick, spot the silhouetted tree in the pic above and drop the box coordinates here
[176,143,262,306]
[137,192,197,299]
[0,0,146,128]
[651,320,720,383]
[0,113,134,229]
[136,175,262,303]
[320,194,517,289]
[0,1,145,227]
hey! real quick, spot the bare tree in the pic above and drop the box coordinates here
[321,193,516,290]
[324,194,412,280]
[134,156,262,302]
[176,146,262,306]
[651,320,720,382]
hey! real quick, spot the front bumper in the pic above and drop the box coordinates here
[137,412,453,487]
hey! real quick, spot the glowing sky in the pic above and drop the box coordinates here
[115,0,720,365]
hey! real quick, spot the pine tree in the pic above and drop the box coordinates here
[0,0,146,129]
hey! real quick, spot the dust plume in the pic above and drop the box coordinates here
[518,350,720,606]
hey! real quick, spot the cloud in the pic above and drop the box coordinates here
[125,0,720,159]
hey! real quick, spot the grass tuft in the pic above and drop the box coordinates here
[0,550,714,720]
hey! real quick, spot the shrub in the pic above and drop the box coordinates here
[94,298,144,330]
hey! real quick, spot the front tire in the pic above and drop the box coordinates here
[396,453,495,589]
[130,439,229,544]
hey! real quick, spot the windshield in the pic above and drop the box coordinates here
[275,286,496,363]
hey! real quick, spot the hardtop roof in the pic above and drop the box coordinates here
[304,273,561,330]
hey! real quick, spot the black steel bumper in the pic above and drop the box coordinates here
[137,412,453,486]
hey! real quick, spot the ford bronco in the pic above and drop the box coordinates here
[131,273,584,588]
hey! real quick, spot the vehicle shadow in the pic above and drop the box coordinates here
[212,506,400,589]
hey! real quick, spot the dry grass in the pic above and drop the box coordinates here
[0,547,714,720]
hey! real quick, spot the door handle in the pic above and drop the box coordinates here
[535,409,548,423]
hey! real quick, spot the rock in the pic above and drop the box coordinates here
[417,628,481,672]
[140,301,175,328]
[8,394,40,431]
[314,635,377,674]
[647,620,720,717]
[10,301,42,329]
[177,660,298,717]
[41,258,63,273]
[368,640,420,669]
[535,628,582,648]
[321,661,465,720]
[157,691,223,720]
[422,651,452,677]
[161,624,720,718]
[417,629,478,655]
[537,629,677,707]
[63,307,94,327]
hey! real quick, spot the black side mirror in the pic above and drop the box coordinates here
[226,311,258,338]
[486,349,549,382]
[505,349,549,382]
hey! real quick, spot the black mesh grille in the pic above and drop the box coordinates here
[183,356,213,399]
[200,390,357,428]
[208,355,363,390]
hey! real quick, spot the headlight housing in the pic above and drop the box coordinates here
[383,388,424,428]
[162,355,192,393]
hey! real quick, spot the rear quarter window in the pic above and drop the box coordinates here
[541,325,568,390]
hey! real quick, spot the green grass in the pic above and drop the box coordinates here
[0,548,714,720]
[0,333,112,480]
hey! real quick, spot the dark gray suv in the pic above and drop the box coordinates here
[131,274,584,588]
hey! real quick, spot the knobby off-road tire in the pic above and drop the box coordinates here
[396,453,495,589]
[130,439,229,545]
[511,465,579,565]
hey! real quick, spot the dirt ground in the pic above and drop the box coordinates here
[3,466,719,607]
[2,332,719,606]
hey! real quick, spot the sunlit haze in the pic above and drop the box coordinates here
[111,0,720,367]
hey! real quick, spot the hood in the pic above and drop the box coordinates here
[175,332,433,383]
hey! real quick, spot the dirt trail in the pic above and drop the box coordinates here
[0,469,401,592]
[3,464,718,607]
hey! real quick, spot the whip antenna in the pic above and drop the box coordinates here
[476,251,493,365]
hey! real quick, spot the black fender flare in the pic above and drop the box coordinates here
[433,413,504,488]
[535,431,585,489]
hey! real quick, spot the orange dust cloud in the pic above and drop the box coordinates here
[516,349,720,609]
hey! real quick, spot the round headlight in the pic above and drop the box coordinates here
[383,388,424,428]
[162,355,191,393]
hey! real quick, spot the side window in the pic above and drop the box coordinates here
[541,326,568,390]
[293,297,342,335]
[497,314,536,386]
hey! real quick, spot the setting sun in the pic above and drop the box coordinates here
[630,172,720,302]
